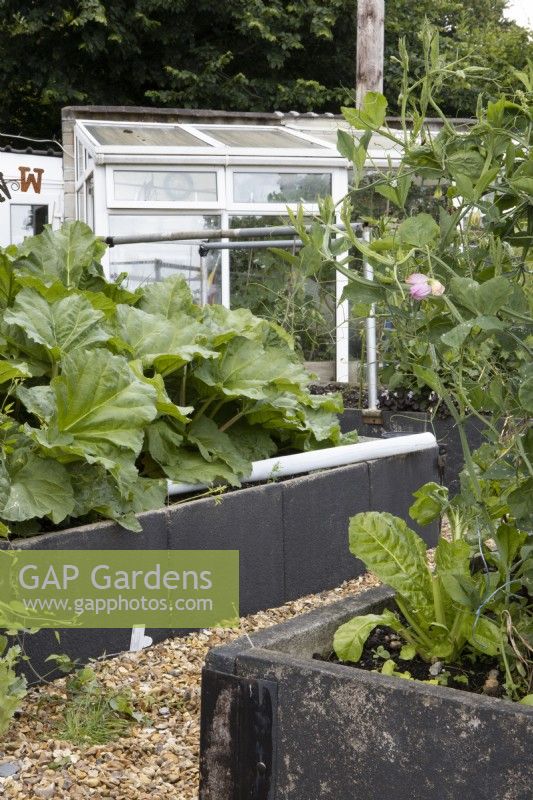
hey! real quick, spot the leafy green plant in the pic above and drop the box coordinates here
[0,635,27,735]
[334,509,532,701]
[53,665,144,745]
[0,221,352,536]
[228,216,338,362]
[298,25,532,701]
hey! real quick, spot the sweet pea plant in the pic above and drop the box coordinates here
[292,25,532,701]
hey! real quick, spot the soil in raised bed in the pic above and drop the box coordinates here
[314,624,503,698]
[310,383,452,419]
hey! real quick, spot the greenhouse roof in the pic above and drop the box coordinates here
[66,106,411,164]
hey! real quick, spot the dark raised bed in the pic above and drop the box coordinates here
[340,410,487,496]
[3,445,439,676]
[200,586,533,800]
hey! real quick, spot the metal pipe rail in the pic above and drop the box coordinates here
[103,221,363,247]
[198,238,305,254]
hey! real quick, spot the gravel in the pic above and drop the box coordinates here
[0,573,381,799]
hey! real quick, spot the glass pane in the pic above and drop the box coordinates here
[113,170,217,202]
[77,187,86,222]
[108,214,221,302]
[86,176,95,230]
[85,124,208,148]
[233,172,331,203]
[196,127,324,149]
[228,215,336,360]
[76,139,85,179]
[10,205,48,244]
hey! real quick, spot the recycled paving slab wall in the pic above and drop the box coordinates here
[2,446,439,676]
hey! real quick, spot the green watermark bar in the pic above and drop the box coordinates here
[0,550,239,629]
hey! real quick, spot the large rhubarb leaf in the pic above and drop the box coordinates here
[225,421,277,462]
[4,289,109,361]
[0,360,31,384]
[130,361,193,423]
[114,305,218,375]
[194,338,309,400]
[139,275,197,319]
[145,419,184,468]
[187,417,251,477]
[34,349,157,461]
[200,305,264,347]
[15,221,106,289]
[69,463,167,532]
[348,512,433,612]
[0,454,74,524]
[155,447,242,486]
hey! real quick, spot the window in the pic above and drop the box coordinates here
[10,205,48,244]
[195,126,324,149]
[113,170,217,202]
[85,124,207,148]
[233,172,331,204]
[108,214,221,302]
[77,186,86,221]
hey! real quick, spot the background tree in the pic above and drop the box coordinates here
[0,0,531,142]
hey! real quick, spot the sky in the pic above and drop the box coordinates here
[503,0,533,28]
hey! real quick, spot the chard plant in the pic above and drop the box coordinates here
[294,23,532,701]
[0,222,352,536]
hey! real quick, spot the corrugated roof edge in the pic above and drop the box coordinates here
[62,105,474,129]
[0,145,61,157]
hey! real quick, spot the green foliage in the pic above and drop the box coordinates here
[308,29,533,701]
[1,2,532,141]
[51,665,144,745]
[334,511,530,698]
[0,637,27,736]
[228,216,338,362]
[0,221,347,536]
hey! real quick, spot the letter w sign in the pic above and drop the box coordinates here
[19,166,44,194]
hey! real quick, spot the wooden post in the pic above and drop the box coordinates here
[356,0,385,108]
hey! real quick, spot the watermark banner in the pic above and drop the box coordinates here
[0,550,239,629]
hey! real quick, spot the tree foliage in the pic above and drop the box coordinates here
[0,1,531,140]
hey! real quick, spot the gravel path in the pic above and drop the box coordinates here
[0,573,380,799]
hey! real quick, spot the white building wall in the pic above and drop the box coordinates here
[0,152,64,248]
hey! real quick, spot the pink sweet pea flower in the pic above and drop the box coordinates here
[405,273,445,299]
[406,273,429,286]
[409,281,432,299]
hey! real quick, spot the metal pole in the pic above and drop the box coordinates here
[200,254,208,306]
[199,238,301,252]
[363,227,378,410]
[104,222,362,247]
[356,0,385,108]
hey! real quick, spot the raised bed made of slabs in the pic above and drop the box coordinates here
[2,443,439,676]
[339,410,487,496]
[200,585,533,800]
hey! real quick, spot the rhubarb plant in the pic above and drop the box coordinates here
[0,222,352,535]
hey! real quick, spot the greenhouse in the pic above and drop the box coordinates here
[64,107,403,380]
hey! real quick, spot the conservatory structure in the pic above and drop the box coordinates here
[62,107,402,380]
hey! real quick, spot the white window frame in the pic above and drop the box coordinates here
[227,166,336,213]
[9,197,55,244]
[105,164,225,210]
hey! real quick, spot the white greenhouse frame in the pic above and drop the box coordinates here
[71,116,402,381]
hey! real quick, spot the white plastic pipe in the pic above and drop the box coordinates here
[167,432,437,497]
[363,227,378,410]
